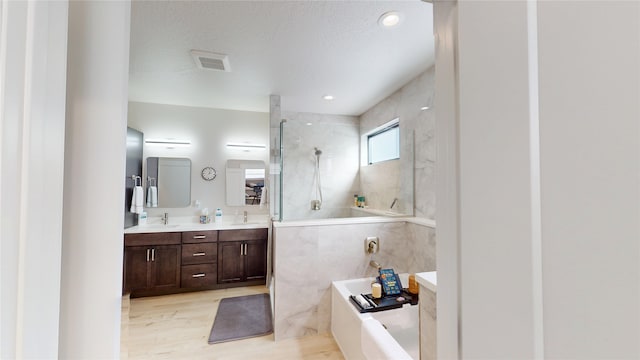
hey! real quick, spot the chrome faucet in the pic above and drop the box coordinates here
[369,260,382,271]
[162,212,169,225]
[390,198,398,209]
[243,211,248,224]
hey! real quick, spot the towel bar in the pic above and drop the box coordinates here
[130,175,142,186]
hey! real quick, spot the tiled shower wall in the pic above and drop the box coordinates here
[280,111,360,220]
[360,66,436,219]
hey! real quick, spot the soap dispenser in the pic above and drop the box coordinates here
[215,208,223,223]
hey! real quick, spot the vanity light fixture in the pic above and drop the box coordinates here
[226,143,266,151]
[145,139,191,146]
[378,11,402,28]
[322,95,334,101]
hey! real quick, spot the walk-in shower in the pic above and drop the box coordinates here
[272,113,414,221]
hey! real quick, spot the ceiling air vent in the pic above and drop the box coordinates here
[190,50,231,72]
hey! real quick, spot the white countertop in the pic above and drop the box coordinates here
[124,215,269,234]
[415,271,437,293]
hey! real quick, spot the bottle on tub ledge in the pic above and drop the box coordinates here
[215,208,223,223]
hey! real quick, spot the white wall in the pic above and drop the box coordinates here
[0,1,68,358]
[458,1,540,357]
[433,1,460,358]
[128,101,270,219]
[59,1,130,358]
[439,1,640,358]
[537,2,639,358]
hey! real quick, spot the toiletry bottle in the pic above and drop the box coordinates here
[408,274,419,294]
[138,211,147,225]
[372,282,382,299]
[354,194,358,207]
[200,208,209,224]
[215,208,223,223]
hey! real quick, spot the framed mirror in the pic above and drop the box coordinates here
[146,157,191,207]
[226,159,266,206]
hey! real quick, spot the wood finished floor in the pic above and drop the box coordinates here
[122,286,345,359]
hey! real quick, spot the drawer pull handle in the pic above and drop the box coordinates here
[192,273,206,278]
[192,252,206,256]
[193,235,207,239]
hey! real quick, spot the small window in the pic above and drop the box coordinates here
[367,122,399,164]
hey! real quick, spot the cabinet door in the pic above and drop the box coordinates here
[244,239,267,281]
[218,241,244,283]
[123,246,151,293]
[150,245,181,290]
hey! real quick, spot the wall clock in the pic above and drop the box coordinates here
[201,166,217,181]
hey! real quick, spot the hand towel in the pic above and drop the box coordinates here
[259,186,267,208]
[130,186,144,214]
[150,186,158,207]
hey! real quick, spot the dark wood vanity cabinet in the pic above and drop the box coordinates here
[123,232,181,296]
[124,228,267,297]
[218,229,268,286]
[180,230,217,289]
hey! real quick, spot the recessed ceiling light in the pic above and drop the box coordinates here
[323,95,334,101]
[306,122,313,126]
[379,11,402,28]
[421,106,430,111]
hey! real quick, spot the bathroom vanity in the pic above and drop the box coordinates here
[123,224,268,298]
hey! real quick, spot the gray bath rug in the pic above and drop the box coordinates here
[208,293,273,344]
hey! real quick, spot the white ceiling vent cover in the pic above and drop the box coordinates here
[190,50,231,72]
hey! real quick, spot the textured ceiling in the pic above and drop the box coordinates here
[129,1,434,116]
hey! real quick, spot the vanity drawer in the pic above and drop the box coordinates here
[181,264,216,288]
[182,230,218,244]
[181,243,217,265]
[125,232,181,247]
[219,228,268,242]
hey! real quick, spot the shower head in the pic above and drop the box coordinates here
[314,147,322,156]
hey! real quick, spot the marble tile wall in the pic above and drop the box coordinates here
[280,112,360,220]
[359,66,436,219]
[273,220,436,340]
